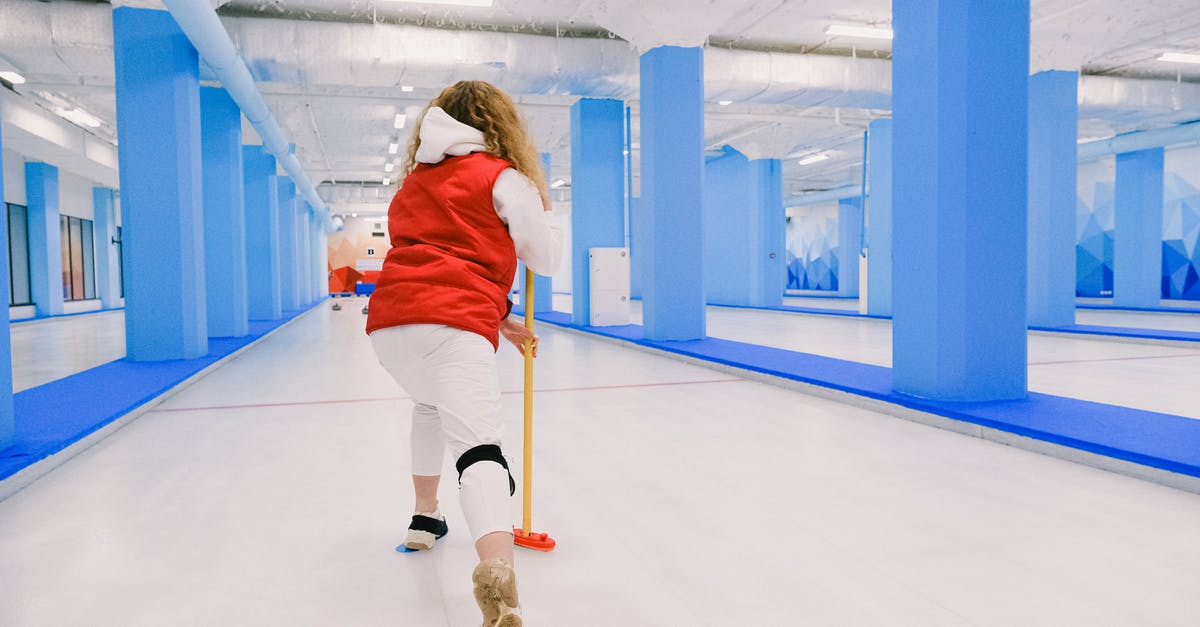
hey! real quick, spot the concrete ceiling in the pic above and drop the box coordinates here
[2,0,1200,216]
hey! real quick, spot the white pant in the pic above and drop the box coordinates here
[370,324,512,541]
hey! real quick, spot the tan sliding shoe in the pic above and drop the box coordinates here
[472,558,522,627]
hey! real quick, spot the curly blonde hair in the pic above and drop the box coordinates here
[403,81,548,199]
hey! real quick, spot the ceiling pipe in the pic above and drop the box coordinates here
[784,184,862,208]
[158,0,335,230]
[1077,119,1200,161]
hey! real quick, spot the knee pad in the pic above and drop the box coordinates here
[456,444,515,496]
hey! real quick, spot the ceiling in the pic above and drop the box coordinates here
[2,0,1200,216]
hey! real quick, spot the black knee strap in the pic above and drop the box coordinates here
[456,444,516,496]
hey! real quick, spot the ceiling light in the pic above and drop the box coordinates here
[825,24,893,40]
[394,113,407,129]
[388,142,399,154]
[54,107,102,128]
[383,178,391,186]
[385,163,395,173]
[1158,51,1200,65]
[385,0,493,6]
[550,178,567,189]
[0,71,25,85]
[351,213,358,218]
[718,100,733,106]
[401,85,415,92]
[797,153,830,166]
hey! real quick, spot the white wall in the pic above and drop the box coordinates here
[2,147,26,206]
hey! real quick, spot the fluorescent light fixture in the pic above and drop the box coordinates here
[797,153,830,166]
[54,107,102,128]
[386,0,493,6]
[351,213,358,218]
[385,163,395,173]
[401,85,415,92]
[0,71,25,85]
[550,178,567,189]
[383,178,391,186]
[394,113,407,129]
[1158,51,1200,65]
[388,142,399,154]
[825,24,893,40]
[718,100,733,106]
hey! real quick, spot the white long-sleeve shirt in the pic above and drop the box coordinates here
[415,107,563,276]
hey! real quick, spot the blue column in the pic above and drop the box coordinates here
[641,46,706,340]
[629,196,648,301]
[569,98,625,325]
[0,106,13,448]
[298,203,313,305]
[866,119,893,316]
[703,149,752,306]
[316,219,328,298]
[25,162,64,317]
[837,196,863,298]
[1113,148,1165,307]
[1027,71,1079,327]
[201,87,249,337]
[92,187,121,310]
[114,7,207,361]
[892,0,1029,401]
[243,145,281,320]
[311,213,324,300]
[519,152,554,313]
[752,159,785,308]
[276,178,299,311]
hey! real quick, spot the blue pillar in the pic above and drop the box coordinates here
[201,87,248,337]
[0,105,13,448]
[243,145,281,320]
[92,187,121,310]
[569,98,625,325]
[837,196,863,298]
[519,152,554,313]
[752,159,785,308]
[276,178,299,311]
[25,162,64,317]
[316,219,328,298]
[866,119,893,316]
[1113,148,1165,307]
[1027,71,1079,327]
[641,46,706,340]
[892,0,1029,401]
[703,150,782,307]
[703,149,752,306]
[629,196,648,301]
[311,213,324,300]
[298,203,313,305]
[114,7,207,361]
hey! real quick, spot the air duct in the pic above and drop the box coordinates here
[159,0,334,230]
[785,184,862,208]
[1078,119,1200,161]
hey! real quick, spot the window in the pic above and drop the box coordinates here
[59,215,97,301]
[7,203,32,306]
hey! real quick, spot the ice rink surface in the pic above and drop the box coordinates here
[2,303,1199,626]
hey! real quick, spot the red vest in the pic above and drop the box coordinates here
[365,153,516,349]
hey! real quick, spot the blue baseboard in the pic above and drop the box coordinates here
[0,301,324,482]
[531,311,1200,480]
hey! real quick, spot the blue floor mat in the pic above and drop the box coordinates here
[0,303,322,481]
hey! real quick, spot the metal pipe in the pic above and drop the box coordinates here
[1078,119,1200,161]
[159,0,334,229]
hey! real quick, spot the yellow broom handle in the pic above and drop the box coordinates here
[522,268,535,536]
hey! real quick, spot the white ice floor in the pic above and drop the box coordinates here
[2,304,1199,626]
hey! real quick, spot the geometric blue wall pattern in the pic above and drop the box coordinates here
[1163,148,1200,300]
[1076,147,1200,301]
[1076,159,1115,297]
[785,203,838,291]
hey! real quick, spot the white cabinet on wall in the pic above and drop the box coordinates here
[588,247,629,326]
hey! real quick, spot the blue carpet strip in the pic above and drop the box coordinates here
[529,310,1200,479]
[0,303,321,481]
